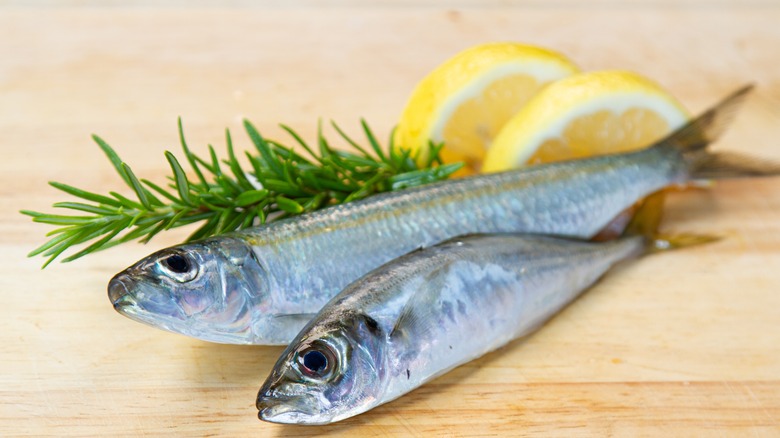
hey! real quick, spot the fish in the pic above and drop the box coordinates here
[255,231,702,424]
[108,85,779,345]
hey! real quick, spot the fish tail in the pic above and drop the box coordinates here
[600,85,774,250]
[655,84,780,180]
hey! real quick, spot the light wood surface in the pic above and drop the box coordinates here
[2,2,779,436]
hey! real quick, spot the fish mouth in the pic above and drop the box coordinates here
[108,274,131,307]
[257,397,308,424]
[256,388,325,424]
[108,279,182,326]
[257,399,299,424]
[107,274,185,320]
[257,402,327,425]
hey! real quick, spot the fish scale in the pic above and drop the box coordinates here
[381,236,643,404]
[109,86,775,345]
[256,233,646,424]
[242,149,677,314]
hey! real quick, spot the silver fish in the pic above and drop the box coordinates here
[108,86,772,345]
[255,233,653,424]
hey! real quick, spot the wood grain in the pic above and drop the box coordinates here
[1,2,779,436]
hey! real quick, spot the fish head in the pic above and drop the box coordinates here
[257,312,386,424]
[108,237,267,343]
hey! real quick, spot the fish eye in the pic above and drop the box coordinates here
[159,252,198,282]
[164,254,189,273]
[297,345,336,379]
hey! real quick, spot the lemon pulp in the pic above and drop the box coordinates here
[483,70,690,172]
[394,43,580,173]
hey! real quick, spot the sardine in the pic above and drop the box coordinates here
[108,85,777,344]
[255,232,666,424]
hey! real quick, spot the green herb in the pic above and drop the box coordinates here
[21,119,462,267]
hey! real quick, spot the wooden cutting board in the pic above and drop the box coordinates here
[2,2,779,436]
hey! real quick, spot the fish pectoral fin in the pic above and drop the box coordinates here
[389,269,448,342]
[250,313,321,345]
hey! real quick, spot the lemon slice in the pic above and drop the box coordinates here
[482,70,690,172]
[394,43,579,173]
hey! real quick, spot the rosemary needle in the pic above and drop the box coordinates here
[21,119,462,268]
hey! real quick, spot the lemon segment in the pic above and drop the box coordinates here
[483,70,690,172]
[394,43,580,173]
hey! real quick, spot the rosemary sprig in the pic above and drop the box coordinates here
[22,119,462,268]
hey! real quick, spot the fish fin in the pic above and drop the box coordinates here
[414,236,458,252]
[653,84,780,179]
[591,191,666,242]
[402,235,493,276]
[623,191,666,238]
[646,233,722,253]
[663,84,753,153]
[596,85,770,241]
[689,151,780,179]
[590,206,637,242]
[622,190,721,252]
[389,270,447,342]
[437,233,491,245]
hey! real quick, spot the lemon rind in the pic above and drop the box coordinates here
[394,43,579,163]
[428,60,579,147]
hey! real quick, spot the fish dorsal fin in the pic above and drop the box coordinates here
[417,232,490,251]
[437,233,490,246]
